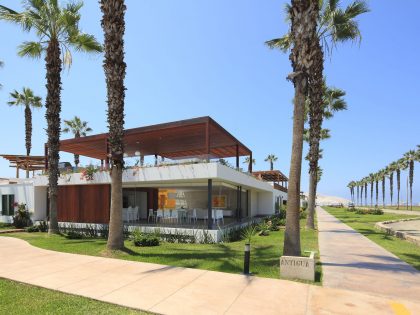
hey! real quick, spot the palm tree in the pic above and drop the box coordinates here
[387,162,397,207]
[0,1,102,234]
[368,173,375,207]
[264,154,278,171]
[7,87,42,178]
[404,150,416,210]
[62,116,92,169]
[304,84,346,228]
[347,181,355,204]
[380,169,387,207]
[267,1,368,230]
[100,0,126,250]
[374,172,380,207]
[395,158,407,210]
[279,0,319,256]
[243,156,256,166]
[356,181,360,206]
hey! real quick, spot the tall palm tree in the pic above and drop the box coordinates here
[368,173,375,207]
[0,1,102,234]
[264,154,278,171]
[101,0,126,250]
[404,150,416,210]
[374,172,380,207]
[363,177,369,207]
[7,87,42,178]
[267,0,368,230]
[356,181,360,206]
[380,169,387,207]
[279,0,319,256]
[304,84,346,228]
[395,158,407,210]
[347,181,355,204]
[387,162,397,207]
[62,116,92,169]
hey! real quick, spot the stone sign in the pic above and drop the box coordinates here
[280,252,315,281]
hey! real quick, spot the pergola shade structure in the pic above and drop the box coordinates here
[0,155,46,178]
[252,170,288,192]
[54,116,253,171]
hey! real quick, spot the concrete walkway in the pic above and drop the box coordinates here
[317,206,420,302]
[1,237,420,315]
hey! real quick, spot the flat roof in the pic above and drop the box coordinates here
[58,116,252,160]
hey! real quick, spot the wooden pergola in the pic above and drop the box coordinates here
[252,170,288,192]
[0,155,45,178]
[52,116,253,171]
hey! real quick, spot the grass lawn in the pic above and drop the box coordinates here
[379,205,420,211]
[0,278,151,315]
[2,218,321,284]
[323,207,420,271]
[0,223,13,230]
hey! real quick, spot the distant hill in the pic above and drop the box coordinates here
[303,193,350,206]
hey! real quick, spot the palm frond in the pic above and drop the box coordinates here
[345,1,370,19]
[0,5,34,31]
[69,33,103,53]
[18,41,43,58]
[265,34,291,53]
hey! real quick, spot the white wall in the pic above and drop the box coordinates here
[257,191,275,215]
[250,190,258,217]
[0,184,34,223]
[33,186,47,221]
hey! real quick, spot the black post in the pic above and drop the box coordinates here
[236,144,239,170]
[208,179,213,229]
[239,186,242,221]
[244,243,250,275]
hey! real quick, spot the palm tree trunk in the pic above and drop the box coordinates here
[370,182,373,207]
[365,182,367,207]
[389,173,393,207]
[306,36,323,230]
[397,169,400,209]
[375,180,379,207]
[284,0,318,256]
[306,169,316,229]
[409,161,414,210]
[382,177,385,207]
[45,38,62,234]
[101,0,127,250]
[25,105,32,178]
[356,186,359,206]
[74,133,80,170]
[270,161,273,171]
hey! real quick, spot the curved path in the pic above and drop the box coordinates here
[1,236,419,314]
[317,206,420,302]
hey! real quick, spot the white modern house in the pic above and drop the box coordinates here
[1,117,288,240]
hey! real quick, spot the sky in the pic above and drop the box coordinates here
[0,0,419,204]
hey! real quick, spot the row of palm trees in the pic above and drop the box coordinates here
[267,0,369,255]
[348,147,420,210]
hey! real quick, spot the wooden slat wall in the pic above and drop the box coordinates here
[57,184,111,223]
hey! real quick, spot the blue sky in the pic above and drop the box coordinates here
[0,0,419,203]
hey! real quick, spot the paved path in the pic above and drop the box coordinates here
[1,237,420,315]
[317,206,420,302]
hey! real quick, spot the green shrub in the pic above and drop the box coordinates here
[355,208,384,215]
[258,222,271,236]
[66,231,84,239]
[131,229,160,247]
[0,223,12,228]
[12,203,32,228]
[25,226,39,233]
[346,207,356,212]
[37,221,48,232]
[299,209,307,219]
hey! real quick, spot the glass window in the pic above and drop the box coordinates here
[1,195,15,216]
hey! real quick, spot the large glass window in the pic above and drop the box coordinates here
[1,195,15,216]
